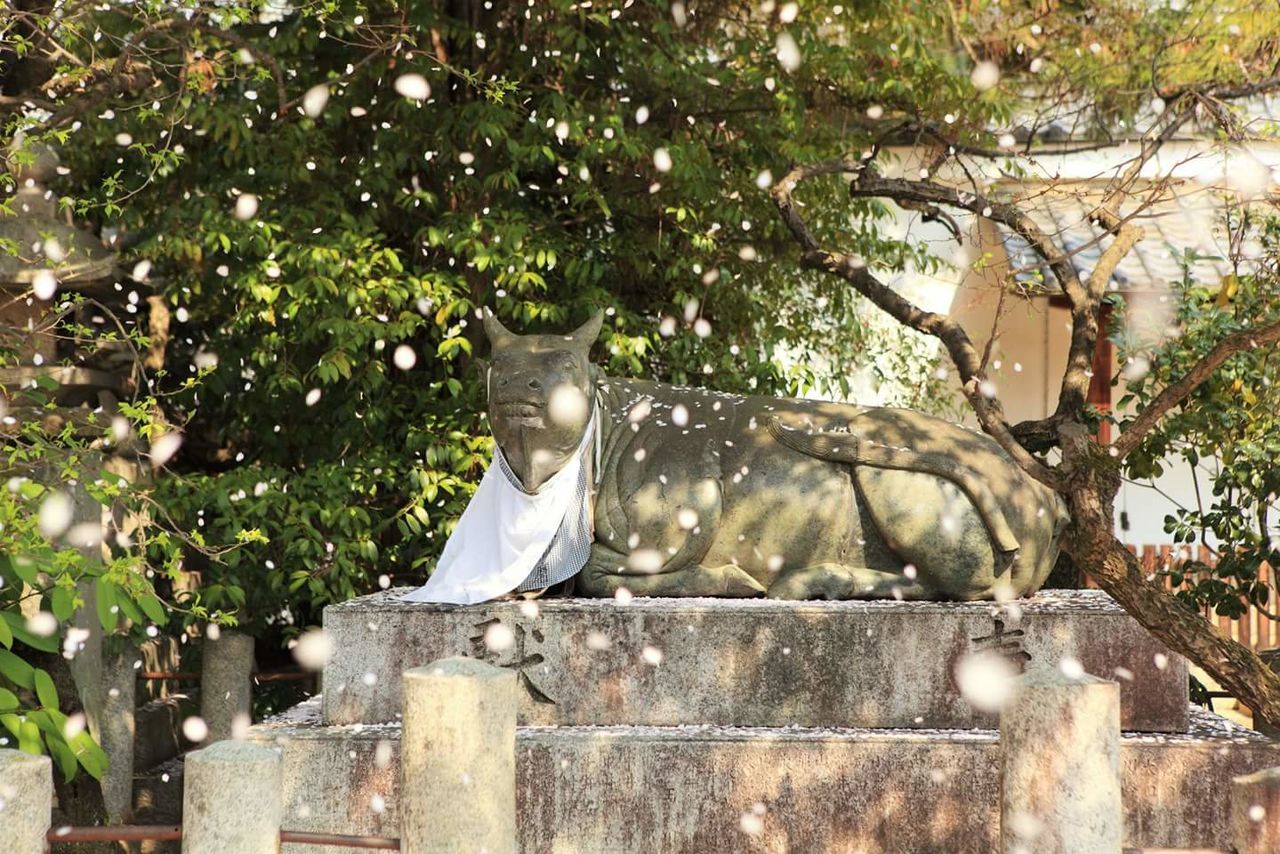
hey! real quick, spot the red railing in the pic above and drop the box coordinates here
[137,670,316,682]
[1086,544,1278,652]
[48,825,399,849]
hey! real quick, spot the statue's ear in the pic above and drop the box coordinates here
[475,357,492,400]
[482,307,516,347]
[568,309,605,349]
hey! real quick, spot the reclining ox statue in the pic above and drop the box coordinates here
[407,309,1069,604]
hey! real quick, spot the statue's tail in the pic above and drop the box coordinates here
[767,418,1022,555]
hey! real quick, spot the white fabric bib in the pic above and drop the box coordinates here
[400,417,596,605]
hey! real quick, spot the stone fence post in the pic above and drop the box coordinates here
[401,657,519,854]
[0,749,52,854]
[181,740,282,854]
[1232,766,1280,853]
[1000,668,1121,853]
[201,629,255,744]
[101,644,140,823]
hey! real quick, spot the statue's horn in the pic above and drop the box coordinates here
[568,309,604,347]
[482,307,516,345]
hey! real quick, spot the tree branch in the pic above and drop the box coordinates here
[1111,317,1280,459]
[112,18,288,119]
[771,162,1062,489]
[847,172,1090,307]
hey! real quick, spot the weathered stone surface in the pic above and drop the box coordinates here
[249,700,1279,854]
[402,659,518,854]
[0,749,52,854]
[101,645,141,823]
[1232,765,1280,854]
[200,630,255,744]
[323,589,1188,732]
[1001,669,1121,853]
[182,740,282,854]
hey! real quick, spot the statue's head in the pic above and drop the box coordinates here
[483,308,604,491]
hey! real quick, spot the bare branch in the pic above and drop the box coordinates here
[43,63,156,128]
[1159,72,1280,103]
[847,172,1089,306]
[0,93,58,111]
[1111,318,1280,459]
[771,162,1062,489]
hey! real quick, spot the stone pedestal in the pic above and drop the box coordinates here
[182,740,282,854]
[322,590,1187,731]
[0,750,52,854]
[201,630,255,743]
[1001,669,1121,853]
[233,590,1273,852]
[248,699,1280,853]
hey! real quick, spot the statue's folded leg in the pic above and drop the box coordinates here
[767,564,930,600]
[578,544,764,598]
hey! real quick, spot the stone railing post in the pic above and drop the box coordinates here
[101,643,140,823]
[200,629,255,743]
[1000,668,1121,853]
[0,749,52,854]
[1232,766,1280,854]
[401,657,519,854]
[181,740,282,854]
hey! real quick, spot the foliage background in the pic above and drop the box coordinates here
[4,0,1280,772]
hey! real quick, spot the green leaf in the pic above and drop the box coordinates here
[34,669,58,709]
[116,595,144,626]
[96,578,119,632]
[27,709,59,737]
[7,555,40,586]
[0,615,11,649]
[50,586,75,622]
[48,735,79,782]
[138,594,168,627]
[70,731,109,780]
[0,649,35,689]
[0,713,22,738]
[0,687,19,712]
[18,719,42,755]
[2,613,60,654]
[0,552,15,583]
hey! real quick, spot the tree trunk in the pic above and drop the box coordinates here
[1064,483,1280,727]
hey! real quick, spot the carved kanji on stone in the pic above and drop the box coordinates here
[469,617,556,704]
[971,617,1033,671]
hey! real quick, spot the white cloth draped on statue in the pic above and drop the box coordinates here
[400,412,597,605]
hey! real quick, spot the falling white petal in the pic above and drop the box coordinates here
[394,73,431,101]
[303,84,331,118]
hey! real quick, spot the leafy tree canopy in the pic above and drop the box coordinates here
[4,0,1280,762]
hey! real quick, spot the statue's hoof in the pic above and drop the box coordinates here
[715,565,767,597]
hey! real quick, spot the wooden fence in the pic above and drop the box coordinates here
[1083,544,1278,653]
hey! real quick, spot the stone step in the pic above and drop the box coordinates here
[321,589,1188,731]
[249,698,1278,854]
